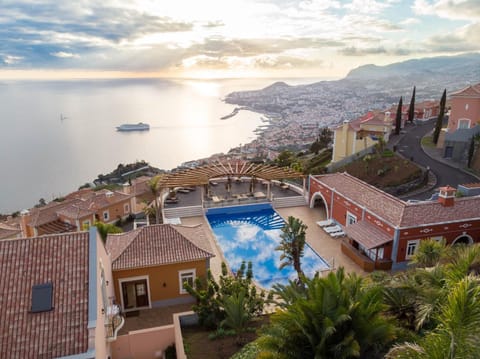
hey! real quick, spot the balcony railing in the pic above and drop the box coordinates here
[341,240,392,272]
[105,304,125,342]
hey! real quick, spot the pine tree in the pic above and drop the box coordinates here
[433,89,447,144]
[395,96,403,135]
[408,86,416,123]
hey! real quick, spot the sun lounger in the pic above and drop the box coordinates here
[324,225,342,234]
[316,219,334,227]
[254,191,266,199]
[212,196,221,203]
[330,230,345,238]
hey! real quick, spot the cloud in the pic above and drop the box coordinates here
[413,0,480,21]
[343,0,391,14]
[2,55,24,65]
[339,46,387,56]
[203,20,224,28]
[400,17,421,26]
[425,22,480,52]
[50,51,79,58]
[339,44,416,57]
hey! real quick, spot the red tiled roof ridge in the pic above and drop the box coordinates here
[1,229,85,242]
[171,223,215,256]
[451,83,480,97]
[108,224,214,270]
[107,227,142,262]
[400,195,480,227]
[321,172,406,205]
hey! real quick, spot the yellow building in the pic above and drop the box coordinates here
[332,111,393,163]
[106,224,214,312]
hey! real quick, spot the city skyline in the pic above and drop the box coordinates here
[0,0,479,79]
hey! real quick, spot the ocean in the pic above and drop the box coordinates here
[0,77,320,213]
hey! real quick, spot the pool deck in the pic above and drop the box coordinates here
[179,205,365,279]
[275,206,365,275]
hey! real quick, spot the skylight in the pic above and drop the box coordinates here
[31,282,53,313]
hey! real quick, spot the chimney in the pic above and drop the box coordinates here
[122,182,131,195]
[438,186,456,207]
[20,209,31,237]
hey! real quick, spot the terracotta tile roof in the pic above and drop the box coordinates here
[0,222,21,239]
[66,188,132,211]
[451,83,480,97]
[0,232,89,358]
[106,224,215,271]
[28,199,86,227]
[344,221,392,249]
[314,173,406,226]
[56,203,93,219]
[314,173,480,228]
[132,176,153,196]
[344,111,389,132]
[400,196,480,227]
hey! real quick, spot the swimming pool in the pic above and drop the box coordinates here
[206,204,330,289]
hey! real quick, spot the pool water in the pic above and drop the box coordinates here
[206,205,330,289]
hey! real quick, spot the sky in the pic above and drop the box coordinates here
[0,0,479,79]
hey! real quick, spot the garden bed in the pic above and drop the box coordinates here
[340,153,422,188]
[181,316,269,359]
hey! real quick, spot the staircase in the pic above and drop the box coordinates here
[272,196,307,208]
[164,205,204,219]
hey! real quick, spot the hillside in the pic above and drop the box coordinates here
[346,53,480,82]
[225,53,480,126]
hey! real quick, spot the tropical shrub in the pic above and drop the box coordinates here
[185,261,271,330]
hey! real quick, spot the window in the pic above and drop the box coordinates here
[430,236,444,243]
[124,203,130,214]
[100,266,108,313]
[179,269,196,294]
[406,240,419,259]
[346,211,357,226]
[458,118,471,129]
[103,210,109,221]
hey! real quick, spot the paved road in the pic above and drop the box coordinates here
[394,119,478,200]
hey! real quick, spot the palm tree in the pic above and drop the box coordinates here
[221,289,252,344]
[94,221,123,243]
[410,239,445,268]
[147,175,164,224]
[258,268,396,358]
[386,275,480,359]
[276,216,308,282]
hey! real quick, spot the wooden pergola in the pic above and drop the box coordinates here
[159,160,304,187]
[157,160,305,201]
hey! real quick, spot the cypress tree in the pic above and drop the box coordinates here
[395,96,403,135]
[467,136,475,168]
[433,89,447,144]
[408,86,416,123]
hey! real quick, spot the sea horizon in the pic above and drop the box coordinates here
[0,76,329,214]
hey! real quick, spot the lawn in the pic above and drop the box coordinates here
[420,135,436,148]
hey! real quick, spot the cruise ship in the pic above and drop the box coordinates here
[116,123,150,131]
